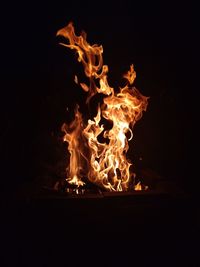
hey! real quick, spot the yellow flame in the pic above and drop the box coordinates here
[134,182,142,191]
[57,22,148,191]
[123,64,136,85]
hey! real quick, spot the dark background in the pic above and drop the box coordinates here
[1,1,198,266]
[0,0,198,193]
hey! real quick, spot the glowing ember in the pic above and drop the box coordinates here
[57,22,148,192]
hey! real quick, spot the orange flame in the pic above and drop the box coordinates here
[57,22,148,191]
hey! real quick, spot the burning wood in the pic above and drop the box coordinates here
[56,22,148,192]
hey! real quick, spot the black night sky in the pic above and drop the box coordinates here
[1,1,198,266]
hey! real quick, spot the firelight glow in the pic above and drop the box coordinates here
[57,22,148,191]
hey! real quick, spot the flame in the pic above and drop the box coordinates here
[57,22,148,191]
[134,182,142,191]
